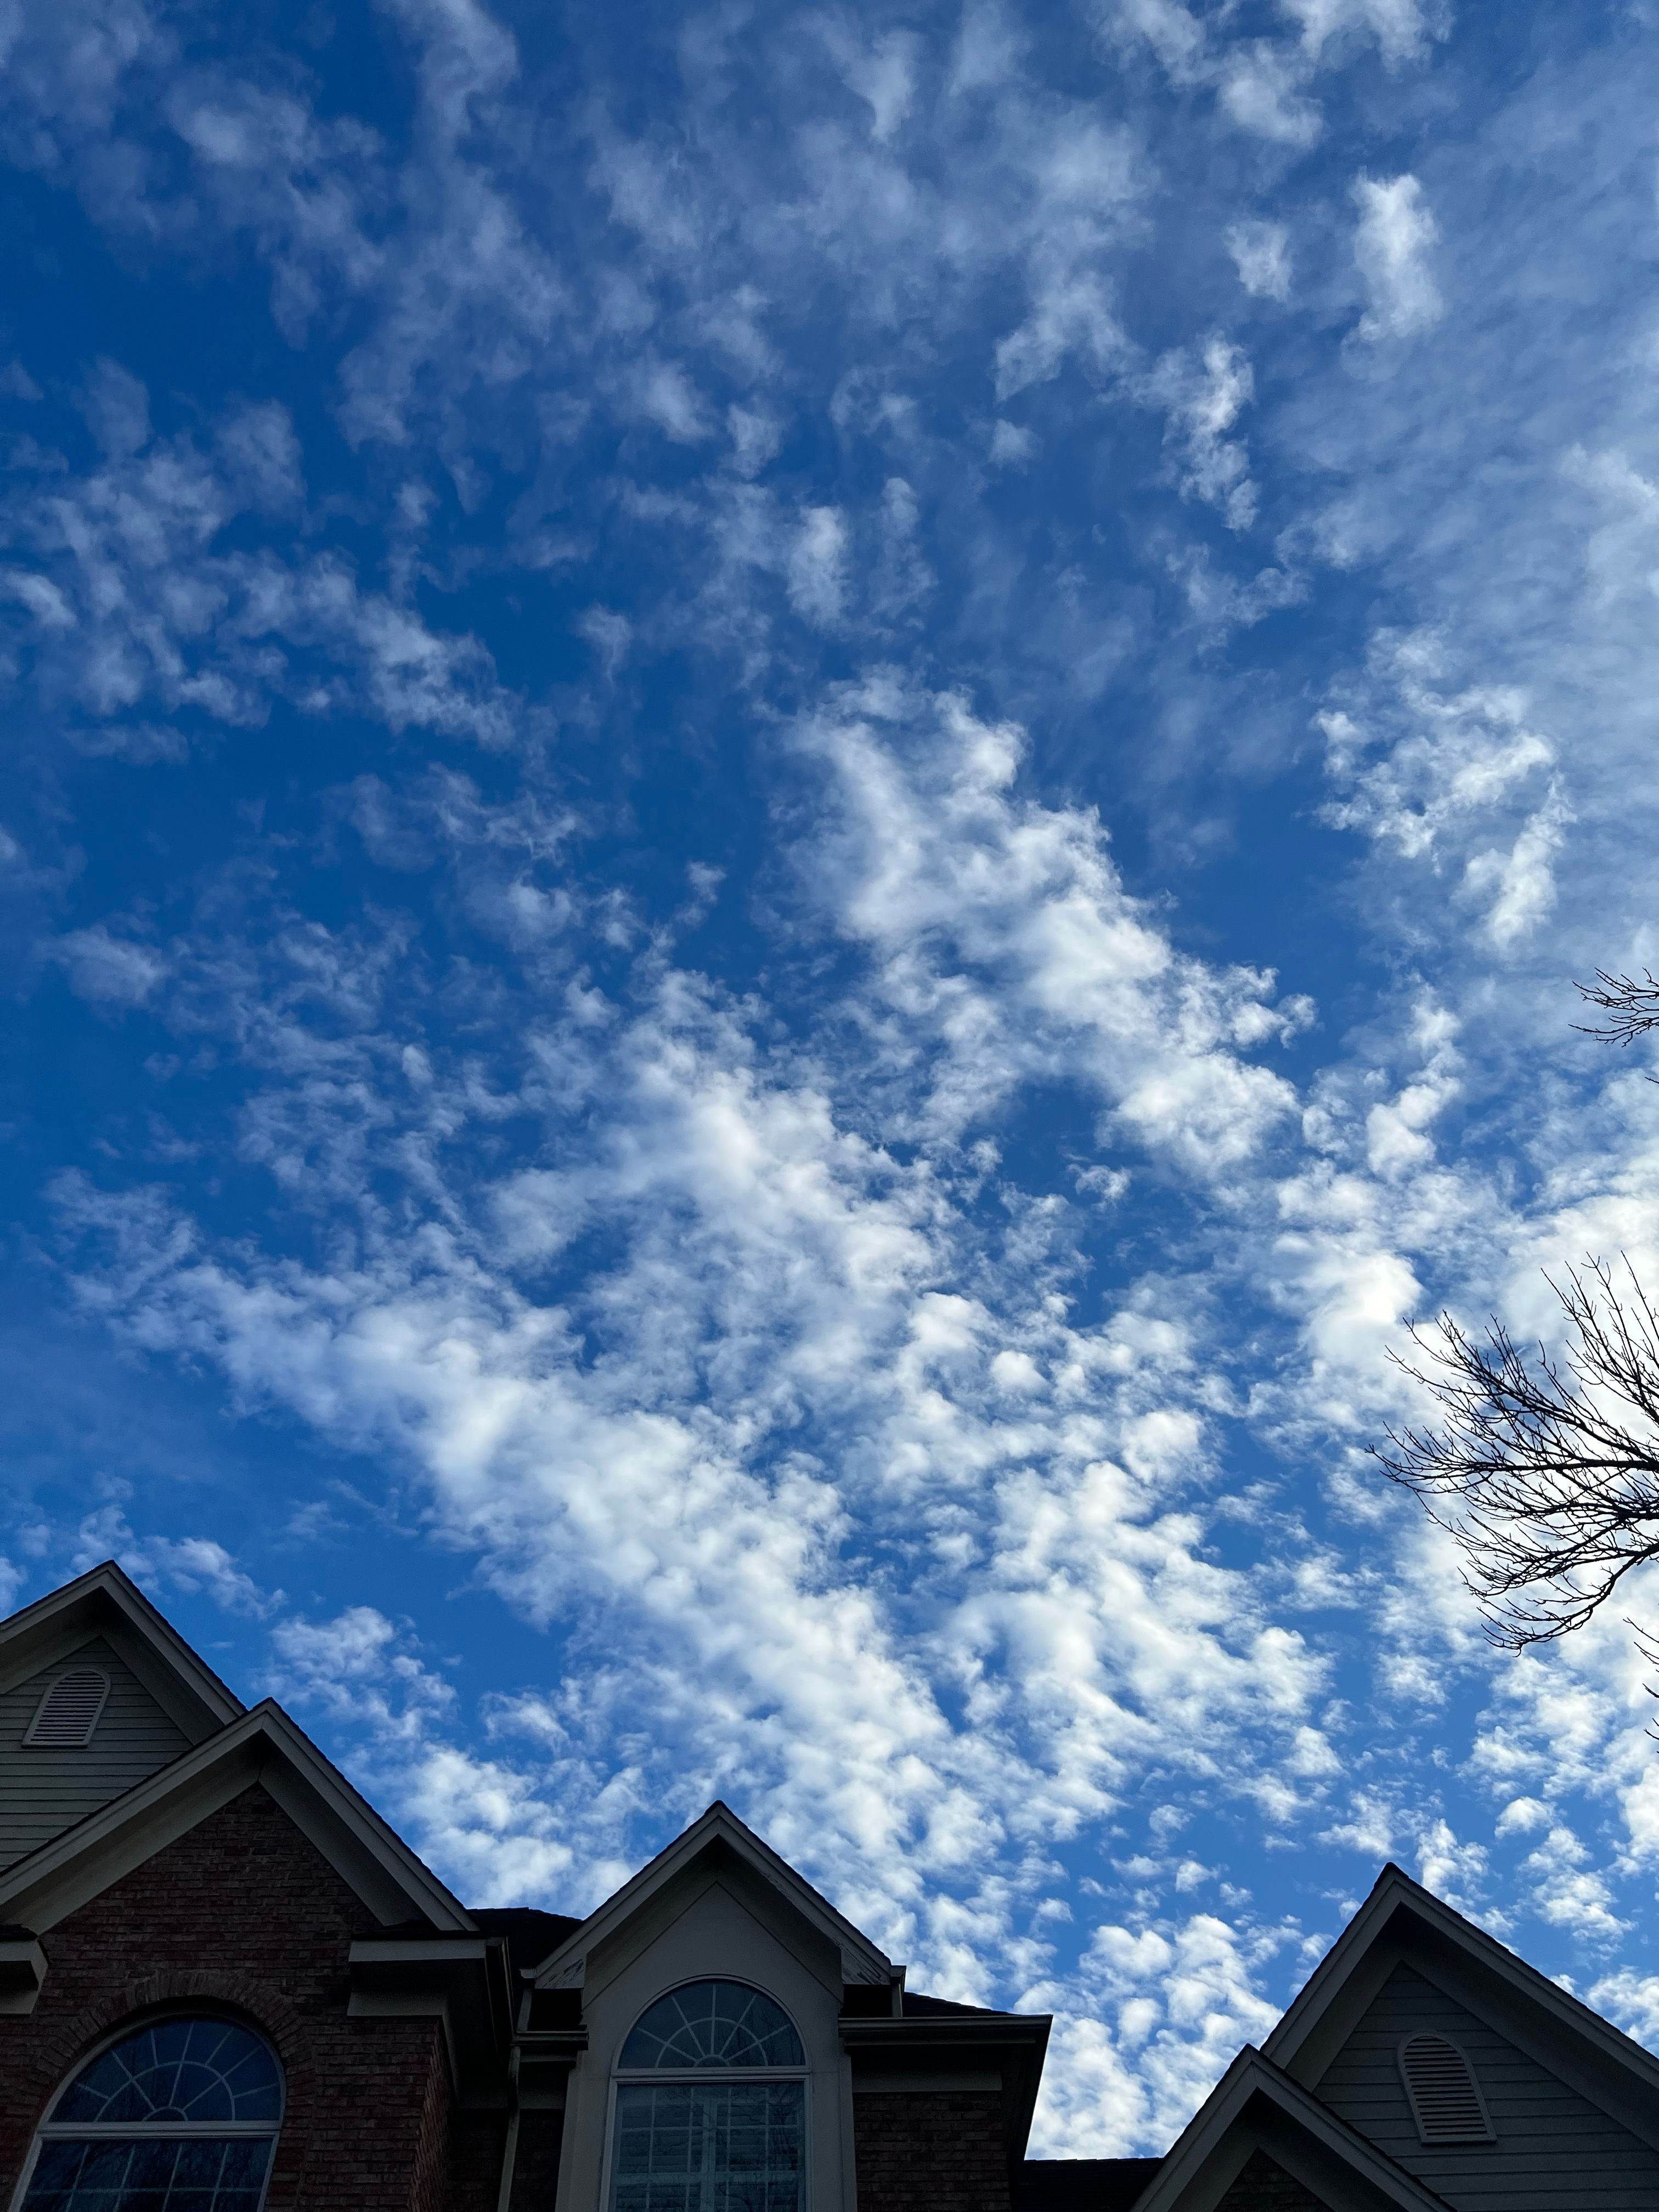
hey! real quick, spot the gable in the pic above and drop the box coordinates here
[581,1842,847,2005]
[1315,1959,1659,2212]
[49,1778,383,1959]
[0,1634,190,1871]
[0,1562,242,1746]
[533,1802,891,1993]
[1131,2048,1448,2212]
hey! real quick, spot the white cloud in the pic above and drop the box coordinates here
[787,507,849,627]
[66,1504,280,1618]
[1218,44,1322,147]
[1225,220,1292,303]
[1282,0,1446,67]
[50,927,167,1009]
[795,679,1302,1164]
[0,377,518,748]
[1033,1910,1288,2153]
[1318,631,1565,949]
[1351,173,1442,340]
[1588,1967,1659,2051]
[832,28,921,143]
[1151,337,1260,529]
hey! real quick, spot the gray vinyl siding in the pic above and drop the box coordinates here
[1315,1960,1659,2210]
[0,1634,189,1870]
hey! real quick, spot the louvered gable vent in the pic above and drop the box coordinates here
[23,1667,111,1748]
[1397,2032,1494,2144]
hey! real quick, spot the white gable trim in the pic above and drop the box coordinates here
[1130,2046,1449,2212]
[0,1699,473,1936]
[0,1560,244,1740]
[1262,1861,1659,2148]
[531,1802,891,1989]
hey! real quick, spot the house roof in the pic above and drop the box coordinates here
[1128,2045,1451,2212]
[1263,1859,1659,2152]
[529,1799,895,1989]
[0,1560,244,1741]
[0,1697,474,1936]
[471,1904,582,1983]
[1016,2159,1164,2212]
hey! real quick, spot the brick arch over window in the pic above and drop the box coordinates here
[16,1972,315,2137]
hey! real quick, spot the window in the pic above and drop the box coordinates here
[24,1671,110,1749]
[610,1981,807,2212]
[19,2015,283,2211]
[1397,2032,1494,2145]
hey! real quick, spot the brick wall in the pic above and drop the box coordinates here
[1215,2148,1331,2211]
[508,2109,565,2211]
[853,2090,1012,2212]
[0,1781,487,2211]
[449,2108,512,2212]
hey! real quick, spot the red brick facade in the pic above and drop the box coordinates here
[0,1782,501,2210]
[852,2089,1012,2212]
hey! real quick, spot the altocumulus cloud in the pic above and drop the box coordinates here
[4,0,1659,2157]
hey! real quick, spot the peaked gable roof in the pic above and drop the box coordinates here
[0,1696,474,1937]
[1131,2045,1448,2212]
[1263,1860,1659,2152]
[0,1560,244,1741]
[531,1800,893,1989]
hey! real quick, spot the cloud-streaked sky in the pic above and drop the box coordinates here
[5,0,1659,2155]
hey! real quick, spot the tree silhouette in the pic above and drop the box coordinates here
[1372,969,1659,1653]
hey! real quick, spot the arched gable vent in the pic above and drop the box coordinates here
[1397,2033,1494,2144]
[23,1668,111,1748]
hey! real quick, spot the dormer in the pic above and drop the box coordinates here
[512,1802,1050,2212]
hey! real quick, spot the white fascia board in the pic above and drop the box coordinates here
[0,1560,244,1736]
[1130,2048,1448,2212]
[0,1699,473,1936]
[1263,1861,1659,2124]
[531,1801,891,1989]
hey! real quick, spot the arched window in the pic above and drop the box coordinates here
[19,2014,283,2210]
[610,1980,807,2212]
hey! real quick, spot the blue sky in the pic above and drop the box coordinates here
[5,0,1659,2155]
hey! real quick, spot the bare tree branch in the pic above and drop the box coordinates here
[1369,1258,1659,1650]
[1574,967,1659,1046]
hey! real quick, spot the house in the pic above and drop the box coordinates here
[0,1563,1654,2211]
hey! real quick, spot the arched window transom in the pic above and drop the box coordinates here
[620,1981,805,2072]
[22,2016,283,2211]
[611,1982,806,2212]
